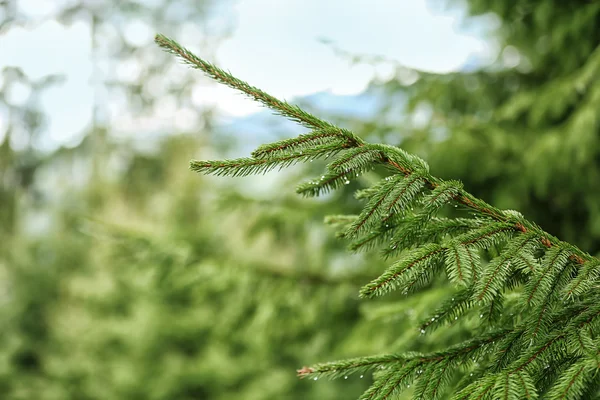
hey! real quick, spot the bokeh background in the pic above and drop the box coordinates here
[1,0,599,399]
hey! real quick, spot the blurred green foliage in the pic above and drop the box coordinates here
[1,0,599,399]
[0,2,387,399]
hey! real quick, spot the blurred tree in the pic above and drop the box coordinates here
[346,0,600,254]
[0,1,395,399]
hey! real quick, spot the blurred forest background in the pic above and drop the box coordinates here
[1,0,599,399]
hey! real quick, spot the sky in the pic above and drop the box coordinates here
[0,0,496,150]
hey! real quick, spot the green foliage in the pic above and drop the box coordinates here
[0,133,383,400]
[157,34,600,399]
[358,0,600,257]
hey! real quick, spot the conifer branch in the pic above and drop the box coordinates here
[360,243,445,298]
[156,34,600,400]
[251,127,353,158]
[156,32,597,265]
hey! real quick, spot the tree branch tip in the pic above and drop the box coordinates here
[297,366,315,378]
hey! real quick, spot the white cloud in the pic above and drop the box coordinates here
[0,19,93,150]
[215,0,487,103]
[192,83,263,117]
[0,0,489,144]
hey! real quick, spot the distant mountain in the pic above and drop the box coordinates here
[213,89,387,154]
[218,89,383,126]
[298,90,386,119]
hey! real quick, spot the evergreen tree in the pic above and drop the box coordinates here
[348,0,600,254]
[156,33,600,399]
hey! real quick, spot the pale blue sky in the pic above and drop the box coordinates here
[0,0,497,149]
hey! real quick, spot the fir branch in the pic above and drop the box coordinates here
[546,358,596,400]
[525,256,577,341]
[360,243,445,298]
[454,222,516,249]
[474,232,539,303]
[157,35,600,400]
[297,354,406,379]
[328,145,384,172]
[526,247,572,307]
[421,180,464,215]
[155,33,516,227]
[383,217,484,258]
[511,333,566,374]
[444,243,475,285]
[296,167,363,197]
[492,370,538,400]
[344,175,406,237]
[251,127,353,158]
[163,30,596,270]
[190,145,340,177]
[359,361,419,400]
[157,32,596,265]
[418,328,512,364]
[414,358,454,399]
[566,329,597,359]
[493,329,528,372]
[348,221,398,253]
[155,34,362,144]
[452,376,496,400]
[380,173,426,218]
[301,329,512,398]
[563,259,600,299]
[419,288,473,333]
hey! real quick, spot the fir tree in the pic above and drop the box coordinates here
[157,34,600,399]
[350,0,600,255]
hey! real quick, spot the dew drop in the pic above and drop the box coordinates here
[455,316,458,320]
[313,377,318,381]
[479,314,483,318]
[431,317,435,321]
[344,376,348,379]
[360,375,364,379]
[470,373,473,377]
[407,385,410,388]
[420,329,426,334]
